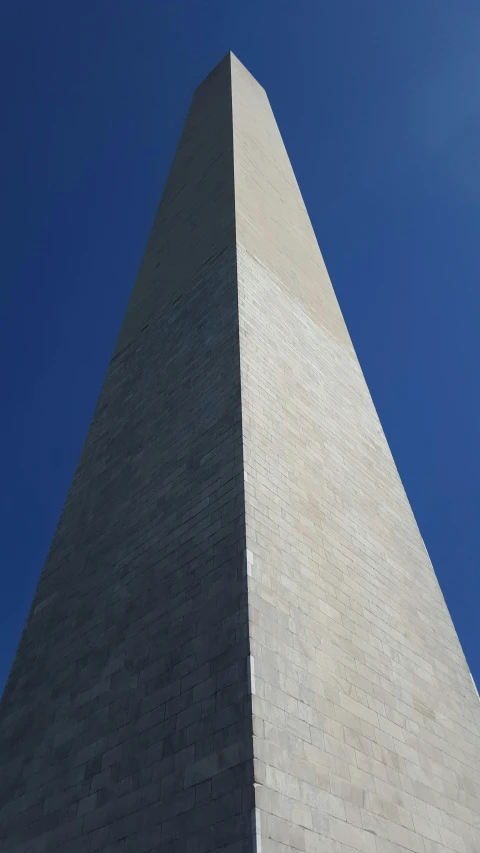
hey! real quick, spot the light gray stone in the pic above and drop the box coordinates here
[0,51,479,853]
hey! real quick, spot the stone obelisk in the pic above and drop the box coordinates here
[1,53,479,853]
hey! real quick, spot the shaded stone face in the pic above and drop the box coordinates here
[1,52,479,853]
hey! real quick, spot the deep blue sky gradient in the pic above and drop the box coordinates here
[1,0,479,694]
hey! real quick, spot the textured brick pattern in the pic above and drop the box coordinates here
[0,57,253,853]
[231,55,480,853]
[1,51,479,853]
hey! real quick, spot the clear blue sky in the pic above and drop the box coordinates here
[1,0,479,694]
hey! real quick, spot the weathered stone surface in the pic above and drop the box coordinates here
[1,52,479,853]
[231,53,480,853]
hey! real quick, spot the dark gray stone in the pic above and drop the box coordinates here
[0,53,253,853]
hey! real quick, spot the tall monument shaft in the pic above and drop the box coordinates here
[1,54,479,853]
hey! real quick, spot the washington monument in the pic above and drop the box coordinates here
[1,53,479,853]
